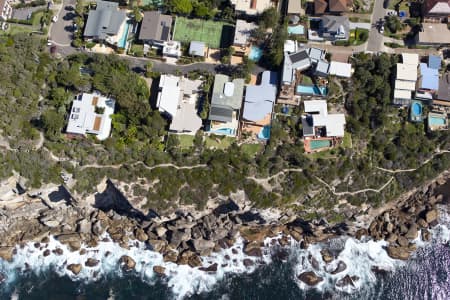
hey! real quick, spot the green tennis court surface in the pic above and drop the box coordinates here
[173,17,234,49]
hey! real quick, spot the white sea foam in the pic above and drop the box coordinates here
[1,207,449,299]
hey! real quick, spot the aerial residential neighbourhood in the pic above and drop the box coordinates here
[1,0,450,297]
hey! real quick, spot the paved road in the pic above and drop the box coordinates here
[366,0,387,52]
[49,0,76,46]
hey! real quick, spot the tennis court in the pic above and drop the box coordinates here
[173,17,234,49]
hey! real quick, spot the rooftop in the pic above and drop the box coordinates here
[438,72,450,101]
[67,92,115,140]
[418,23,450,44]
[84,1,126,40]
[230,0,274,15]
[138,11,172,42]
[189,41,206,56]
[396,63,418,82]
[329,61,351,78]
[243,71,278,123]
[303,100,345,137]
[210,74,245,122]
[419,63,439,90]
[329,0,352,12]
[402,53,419,65]
[428,55,442,70]
[287,0,302,14]
[233,20,258,46]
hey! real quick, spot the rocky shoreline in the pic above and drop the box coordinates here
[0,171,449,288]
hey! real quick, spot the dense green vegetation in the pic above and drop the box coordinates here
[0,34,449,223]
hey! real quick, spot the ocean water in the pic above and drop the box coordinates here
[1,210,449,300]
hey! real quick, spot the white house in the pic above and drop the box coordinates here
[157,75,203,134]
[393,53,419,105]
[302,100,346,138]
[66,92,116,140]
[230,0,275,15]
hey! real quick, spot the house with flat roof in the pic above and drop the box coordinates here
[231,0,275,15]
[319,15,350,40]
[189,41,206,57]
[287,0,303,15]
[241,71,278,139]
[162,41,181,58]
[329,61,351,78]
[279,49,311,105]
[138,11,172,45]
[66,92,115,140]
[422,0,450,22]
[302,100,345,152]
[233,20,258,47]
[156,75,203,134]
[418,63,439,91]
[208,75,245,136]
[83,1,127,46]
[393,53,419,105]
[428,55,442,70]
[416,23,450,46]
[0,0,12,21]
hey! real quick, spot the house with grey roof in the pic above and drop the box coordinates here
[208,75,245,136]
[189,41,206,57]
[319,15,349,40]
[138,11,172,45]
[241,71,278,139]
[278,49,311,105]
[84,1,127,45]
[233,20,258,47]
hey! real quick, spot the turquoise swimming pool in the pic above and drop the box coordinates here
[249,46,263,61]
[288,25,305,35]
[310,139,331,150]
[429,116,446,126]
[117,22,130,49]
[296,85,328,96]
[257,125,271,140]
[210,128,235,136]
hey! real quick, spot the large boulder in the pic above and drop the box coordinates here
[405,224,418,240]
[55,233,81,244]
[386,246,411,260]
[320,249,333,263]
[298,271,323,286]
[328,260,347,275]
[243,243,262,257]
[336,275,359,288]
[148,239,167,253]
[67,264,82,275]
[92,221,105,236]
[85,258,100,267]
[77,219,91,234]
[163,250,178,263]
[192,239,215,253]
[155,226,167,238]
[169,230,191,247]
[0,247,14,262]
[134,228,148,242]
[119,255,136,271]
[199,263,218,273]
[397,236,409,247]
[425,209,438,224]
[153,265,166,276]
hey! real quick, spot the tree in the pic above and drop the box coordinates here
[194,2,210,18]
[41,110,64,141]
[132,7,143,23]
[358,29,369,42]
[49,87,70,109]
[385,16,402,33]
[260,7,279,29]
[169,0,193,15]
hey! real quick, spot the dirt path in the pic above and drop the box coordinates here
[316,175,395,196]
[79,161,208,171]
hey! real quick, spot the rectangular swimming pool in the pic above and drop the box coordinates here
[297,85,328,96]
[117,22,130,49]
[310,139,331,150]
[429,116,446,126]
[288,25,305,35]
[249,46,263,61]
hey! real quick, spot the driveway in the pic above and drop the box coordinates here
[12,6,46,20]
[366,0,387,52]
[349,22,371,30]
[49,0,77,46]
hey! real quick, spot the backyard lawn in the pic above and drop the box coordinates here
[241,143,263,157]
[205,135,235,149]
[173,17,234,49]
[178,134,195,149]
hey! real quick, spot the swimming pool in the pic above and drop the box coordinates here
[117,22,130,49]
[249,46,263,61]
[310,139,331,150]
[411,102,422,115]
[296,85,328,96]
[429,116,446,126]
[288,25,305,35]
[257,125,271,140]
[210,127,235,136]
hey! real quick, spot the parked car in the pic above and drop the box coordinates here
[52,15,58,23]
[379,25,384,34]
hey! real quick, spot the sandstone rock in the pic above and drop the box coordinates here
[52,248,63,255]
[119,255,136,271]
[68,241,81,252]
[355,228,368,240]
[336,275,359,288]
[329,261,347,275]
[386,233,398,243]
[79,249,87,255]
[320,249,333,263]
[43,249,51,257]
[153,265,166,276]
[92,221,105,236]
[397,236,409,247]
[192,238,215,252]
[67,264,82,275]
[386,246,411,260]
[417,218,428,228]
[188,254,202,268]
[386,222,394,233]
[148,239,167,253]
[85,258,99,267]
[56,233,81,244]
[199,263,218,273]
[41,236,50,243]
[425,209,438,224]
[278,235,290,247]
[134,228,148,242]
[155,226,167,238]
[421,229,431,242]
[169,230,191,247]
[77,219,91,234]
[243,243,262,257]
[405,224,418,240]
[163,250,178,263]
[298,271,323,286]
[289,230,302,242]
[0,247,14,262]
[239,226,270,245]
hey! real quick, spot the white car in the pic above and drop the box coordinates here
[52,15,58,22]
[380,25,384,34]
